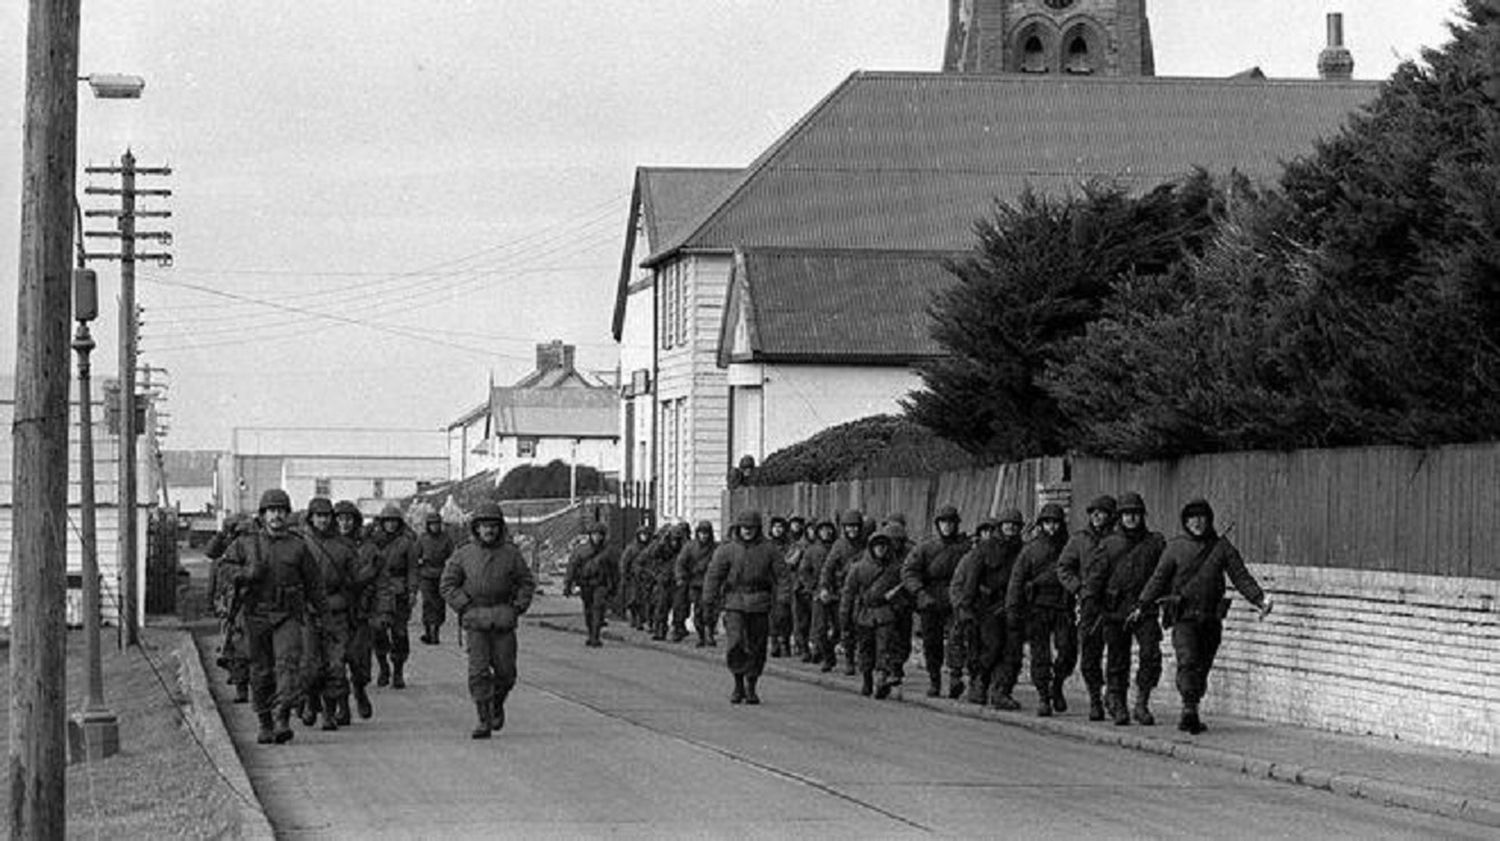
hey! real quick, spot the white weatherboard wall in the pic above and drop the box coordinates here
[1196,565,1499,755]
[657,254,731,524]
[727,364,925,464]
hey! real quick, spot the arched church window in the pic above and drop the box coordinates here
[1066,35,1093,74]
[1022,35,1049,73]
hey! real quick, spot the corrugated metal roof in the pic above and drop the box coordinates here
[647,71,1378,265]
[489,387,618,439]
[721,248,959,364]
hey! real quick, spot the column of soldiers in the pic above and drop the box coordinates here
[625,494,1271,735]
[209,491,537,743]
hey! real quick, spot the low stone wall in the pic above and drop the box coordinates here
[1196,565,1498,755]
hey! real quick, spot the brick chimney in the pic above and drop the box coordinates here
[1318,13,1354,80]
[535,340,576,372]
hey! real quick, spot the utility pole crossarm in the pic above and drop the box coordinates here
[83,186,172,197]
[84,209,171,218]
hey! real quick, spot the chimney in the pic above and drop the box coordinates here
[535,340,576,372]
[1318,12,1354,80]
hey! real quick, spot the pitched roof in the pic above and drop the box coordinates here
[611,167,742,339]
[719,248,961,366]
[489,386,618,440]
[646,70,1379,265]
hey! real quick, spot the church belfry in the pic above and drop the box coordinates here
[943,0,1155,76]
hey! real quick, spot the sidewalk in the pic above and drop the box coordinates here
[528,593,1500,830]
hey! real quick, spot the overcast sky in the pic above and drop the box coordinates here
[1,1,1462,450]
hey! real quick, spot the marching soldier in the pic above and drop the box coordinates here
[299,497,362,731]
[417,511,455,645]
[794,519,833,663]
[334,500,377,720]
[1006,503,1072,717]
[675,521,720,647]
[364,504,419,689]
[563,521,619,647]
[703,510,783,705]
[649,524,687,641]
[226,489,327,745]
[440,502,536,739]
[818,510,866,674]
[1057,495,1118,720]
[767,516,795,657]
[207,513,254,703]
[902,505,972,699]
[1132,498,1272,734]
[1083,492,1165,726]
[620,524,654,630]
[952,511,1025,709]
[841,524,908,699]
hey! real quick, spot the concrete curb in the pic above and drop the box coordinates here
[175,634,277,841]
[529,616,1500,830]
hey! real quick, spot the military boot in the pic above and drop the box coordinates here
[731,675,746,705]
[1109,691,1131,726]
[472,701,493,739]
[272,708,295,744]
[874,671,893,700]
[1178,698,1205,734]
[744,676,761,706]
[842,652,857,676]
[1050,677,1068,713]
[948,672,966,700]
[233,683,250,704]
[1088,686,1106,722]
[990,687,1021,711]
[391,661,406,689]
[431,626,441,645]
[321,705,340,732]
[1035,686,1053,717]
[376,654,391,687]
[965,677,988,705]
[491,697,506,732]
[300,694,321,727]
[860,670,874,697]
[926,674,942,697]
[1132,687,1156,726]
[255,712,276,745]
[770,639,784,658]
[334,694,352,726]
[353,685,373,719]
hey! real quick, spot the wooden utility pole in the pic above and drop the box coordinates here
[10,0,81,836]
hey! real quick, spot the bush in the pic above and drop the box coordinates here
[749,415,976,485]
[497,460,615,499]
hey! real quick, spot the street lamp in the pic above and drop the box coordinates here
[69,268,119,760]
[79,73,145,100]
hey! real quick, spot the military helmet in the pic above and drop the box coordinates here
[935,505,961,523]
[1181,498,1214,524]
[838,509,864,527]
[976,517,1000,533]
[1117,492,1146,514]
[1086,495,1119,515]
[735,510,764,530]
[258,488,291,513]
[306,496,334,516]
[587,521,608,536]
[471,502,505,523]
[695,519,715,536]
[333,500,361,517]
[998,508,1025,526]
[1037,503,1066,523]
[377,503,404,521]
[425,511,443,525]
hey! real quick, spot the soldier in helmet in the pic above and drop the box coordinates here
[225,489,327,744]
[334,501,377,720]
[1057,494,1118,720]
[563,521,619,647]
[675,521,720,647]
[416,511,455,645]
[818,509,867,675]
[298,497,361,730]
[1132,498,1272,734]
[1007,503,1073,716]
[703,510,782,704]
[362,504,419,689]
[903,505,972,699]
[794,519,834,663]
[1084,491,1165,726]
[207,513,256,703]
[620,524,654,630]
[953,510,1025,709]
[767,516,796,657]
[441,502,536,739]
[842,524,908,699]
[649,524,687,641]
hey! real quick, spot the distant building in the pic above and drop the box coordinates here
[612,5,1379,528]
[161,449,221,515]
[446,341,620,488]
[220,426,447,517]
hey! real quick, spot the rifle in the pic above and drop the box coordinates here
[215,580,245,669]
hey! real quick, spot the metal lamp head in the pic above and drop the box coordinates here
[82,74,145,100]
[73,268,98,322]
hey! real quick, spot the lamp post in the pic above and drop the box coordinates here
[69,268,119,760]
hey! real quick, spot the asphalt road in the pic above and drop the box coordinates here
[218,619,1486,840]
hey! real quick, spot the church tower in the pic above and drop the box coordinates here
[943,0,1155,76]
